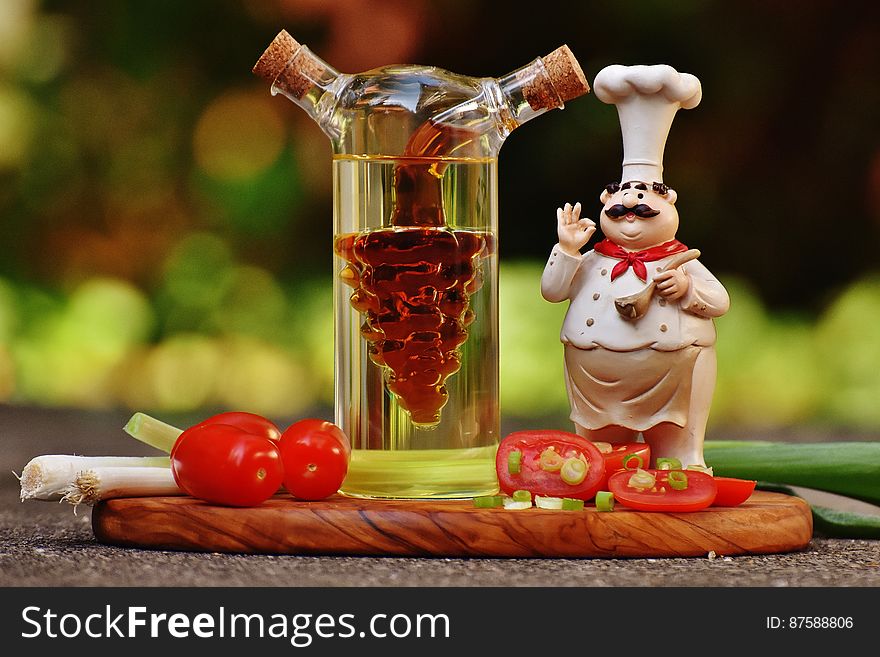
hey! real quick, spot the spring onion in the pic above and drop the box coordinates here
[667,471,688,490]
[592,441,613,454]
[535,495,564,510]
[512,489,532,503]
[628,468,656,490]
[686,464,713,475]
[560,456,588,485]
[656,457,682,470]
[18,454,177,505]
[539,447,564,472]
[595,491,615,512]
[622,454,644,470]
[562,498,585,511]
[508,450,522,475]
[123,412,183,454]
[502,497,532,510]
[473,495,504,508]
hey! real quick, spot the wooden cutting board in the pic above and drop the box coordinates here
[91,491,812,558]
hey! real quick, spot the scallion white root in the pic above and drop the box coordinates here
[123,412,183,454]
[69,466,182,505]
[18,454,171,502]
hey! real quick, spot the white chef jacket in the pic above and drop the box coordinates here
[541,244,730,351]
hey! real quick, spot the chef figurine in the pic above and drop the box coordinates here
[540,64,730,468]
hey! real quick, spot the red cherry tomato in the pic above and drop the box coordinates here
[712,477,757,507]
[607,468,717,512]
[281,418,351,461]
[495,430,605,501]
[171,424,284,507]
[594,442,652,490]
[191,411,281,443]
[278,419,350,500]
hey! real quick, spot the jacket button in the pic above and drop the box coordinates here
[659,323,668,332]
[586,318,594,326]
[600,268,607,276]
[658,298,667,306]
[593,292,600,300]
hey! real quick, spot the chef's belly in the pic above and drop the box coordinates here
[563,345,700,431]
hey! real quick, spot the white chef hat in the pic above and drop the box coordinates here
[594,64,701,184]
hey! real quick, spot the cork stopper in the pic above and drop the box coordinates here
[252,30,330,99]
[523,44,590,111]
[544,45,590,103]
[253,30,300,83]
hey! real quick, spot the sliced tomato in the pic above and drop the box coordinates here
[607,468,717,512]
[712,477,757,507]
[594,442,651,490]
[496,430,605,501]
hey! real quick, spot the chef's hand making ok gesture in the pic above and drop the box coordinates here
[556,202,596,258]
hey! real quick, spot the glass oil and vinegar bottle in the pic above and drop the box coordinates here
[254,31,589,498]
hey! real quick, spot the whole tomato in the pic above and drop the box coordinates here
[191,411,281,442]
[279,419,350,501]
[171,423,284,507]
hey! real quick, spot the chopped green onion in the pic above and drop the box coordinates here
[687,464,713,475]
[667,471,689,490]
[508,450,522,475]
[539,447,564,472]
[562,498,585,511]
[535,495,564,510]
[595,491,615,512]
[512,489,532,503]
[592,441,613,454]
[656,457,682,470]
[473,495,504,508]
[628,468,656,490]
[502,497,532,510]
[560,457,588,485]
[622,454,644,470]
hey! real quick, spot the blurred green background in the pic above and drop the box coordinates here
[0,0,878,434]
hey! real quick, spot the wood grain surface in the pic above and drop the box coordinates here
[91,491,812,558]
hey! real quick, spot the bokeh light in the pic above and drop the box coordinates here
[0,0,876,438]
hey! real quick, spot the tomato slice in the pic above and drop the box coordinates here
[496,430,605,501]
[594,442,651,491]
[712,477,757,507]
[607,468,717,512]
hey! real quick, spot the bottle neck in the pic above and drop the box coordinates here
[496,58,560,131]
[270,45,342,129]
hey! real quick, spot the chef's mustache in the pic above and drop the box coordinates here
[604,204,660,218]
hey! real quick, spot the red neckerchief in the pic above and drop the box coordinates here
[593,239,689,282]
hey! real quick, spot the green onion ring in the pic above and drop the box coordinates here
[667,471,689,490]
[473,495,504,508]
[595,491,615,512]
[508,450,522,475]
[512,489,532,503]
[622,453,644,470]
[560,457,588,485]
[656,457,682,470]
[628,468,656,490]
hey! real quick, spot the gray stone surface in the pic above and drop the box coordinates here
[2,404,879,587]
